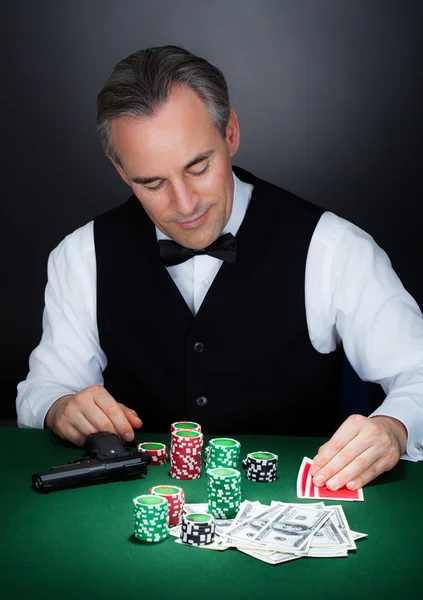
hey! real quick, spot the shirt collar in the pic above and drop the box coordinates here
[155,170,253,242]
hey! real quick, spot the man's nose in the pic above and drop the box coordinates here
[170,180,197,215]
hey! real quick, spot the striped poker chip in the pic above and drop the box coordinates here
[170,428,203,480]
[180,532,214,545]
[137,442,168,466]
[207,467,242,518]
[204,438,241,470]
[133,494,169,543]
[150,485,185,527]
[242,451,278,483]
[171,421,202,433]
[180,513,216,546]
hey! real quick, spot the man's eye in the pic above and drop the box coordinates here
[144,164,209,191]
[145,181,164,192]
[190,164,210,177]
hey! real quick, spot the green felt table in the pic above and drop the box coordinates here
[1,428,422,600]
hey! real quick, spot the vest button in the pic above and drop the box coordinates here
[196,395,208,407]
[193,342,204,353]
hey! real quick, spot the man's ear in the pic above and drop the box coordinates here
[226,107,240,157]
[107,155,131,187]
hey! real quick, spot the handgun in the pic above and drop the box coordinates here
[32,432,151,492]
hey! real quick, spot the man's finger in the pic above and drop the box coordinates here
[119,404,143,428]
[312,434,375,488]
[59,403,102,437]
[310,415,365,477]
[93,391,134,441]
[127,414,142,428]
[54,422,86,448]
[322,447,382,490]
[76,402,121,438]
[346,456,389,490]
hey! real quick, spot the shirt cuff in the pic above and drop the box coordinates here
[17,385,77,429]
[369,395,423,462]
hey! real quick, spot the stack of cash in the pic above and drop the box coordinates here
[171,500,367,564]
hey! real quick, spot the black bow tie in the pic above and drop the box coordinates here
[158,233,237,267]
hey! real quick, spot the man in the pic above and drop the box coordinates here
[17,46,423,493]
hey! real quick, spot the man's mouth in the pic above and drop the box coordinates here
[177,208,210,230]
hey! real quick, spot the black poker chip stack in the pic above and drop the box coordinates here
[180,513,216,546]
[242,451,278,482]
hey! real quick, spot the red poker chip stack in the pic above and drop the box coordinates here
[170,429,204,480]
[150,485,185,526]
[137,442,168,466]
[170,421,202,433]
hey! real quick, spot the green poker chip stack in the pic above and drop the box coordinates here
[205,438,241,469]
[133,494,169,543]
[207,467,242,519]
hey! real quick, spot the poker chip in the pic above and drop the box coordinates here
[150,485,185,526]
[180,513,216,546]
[170,429,204,480]
[242,451,278,483]
[207,467,242,518]
[205,438,241,469]
[171,421,202,433]
[137,442,168,466]
[133,494,169,543]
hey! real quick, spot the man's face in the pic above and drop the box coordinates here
[109,85,240,249]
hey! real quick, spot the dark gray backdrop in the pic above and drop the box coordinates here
[2,1,422,419]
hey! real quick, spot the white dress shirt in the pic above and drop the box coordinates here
[16,172,423,461]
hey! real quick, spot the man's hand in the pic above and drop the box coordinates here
[45,385,143,447]
[310,414,408,490]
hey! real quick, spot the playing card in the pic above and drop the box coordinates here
[296,457,312,497]
[297,457,364,501]
[313,484,364,501]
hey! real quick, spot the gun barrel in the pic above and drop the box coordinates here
[33,455,149,492]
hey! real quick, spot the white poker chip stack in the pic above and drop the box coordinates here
[180,513,216,546]
[170,429,204,480]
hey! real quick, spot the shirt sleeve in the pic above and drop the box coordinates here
[16,221,107,429]
[306,211,423,461]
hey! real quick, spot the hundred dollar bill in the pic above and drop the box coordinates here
[351,531,368,541]
[325,505,356,550]
[237,547,301,564]
[308,505,356,551]
[307,547,349,558]
[310,516,346,548]
[223,503,285,547]
[169,524,182,537]
[252,504,333,553]
[231,500,265,527]
[214,518,239,536]
[183,503,209,514]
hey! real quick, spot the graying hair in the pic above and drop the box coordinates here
[97,45,231,164]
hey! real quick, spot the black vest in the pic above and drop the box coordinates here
[94,166,344,436]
